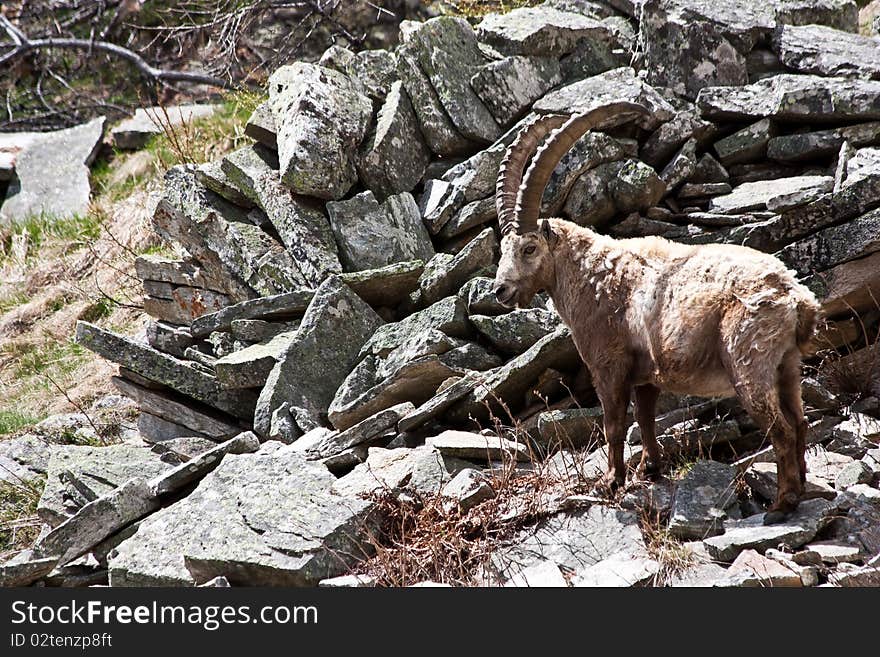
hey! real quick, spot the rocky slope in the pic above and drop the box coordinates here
[2,0,880,587]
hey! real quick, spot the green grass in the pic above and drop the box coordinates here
[440,0,540,17]
[0,212,103,265]
[0,288,30,314]
[0,477,44,557]
[0,410,41,437]
[6,338,89,381]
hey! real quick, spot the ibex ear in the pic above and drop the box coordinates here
[541,219,558,249]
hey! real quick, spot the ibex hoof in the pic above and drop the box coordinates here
[592,472,624,497]
[763,509,790,525]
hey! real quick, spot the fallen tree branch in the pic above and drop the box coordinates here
[0,15,232,89]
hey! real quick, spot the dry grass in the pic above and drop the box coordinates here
[0,477,44,559]
[439,0,541,18]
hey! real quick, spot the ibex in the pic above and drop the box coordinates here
[493,102,821,524]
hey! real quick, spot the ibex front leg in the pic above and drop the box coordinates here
[594,382,631,492]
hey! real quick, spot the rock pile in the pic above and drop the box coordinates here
[3,0,880,587]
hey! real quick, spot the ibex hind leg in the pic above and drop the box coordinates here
[592,384,631,495]
[634,384,662,480]
[778,348,808,485]
[727,359,804,525]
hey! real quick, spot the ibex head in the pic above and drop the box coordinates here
[492,103,651,308]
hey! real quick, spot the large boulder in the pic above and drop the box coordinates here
[326,191,434,272]
[1,117,105,224]
[268,63,373,200]
[773,24,880,81]
[254,276,384,442]
[107,450,376,586]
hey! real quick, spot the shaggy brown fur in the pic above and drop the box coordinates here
[494,218,821,523]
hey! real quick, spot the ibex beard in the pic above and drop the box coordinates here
[493,103,821,525]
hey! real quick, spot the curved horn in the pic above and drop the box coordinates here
[496,113,568,235]
[514,102,652,233]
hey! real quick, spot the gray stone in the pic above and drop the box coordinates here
[220,144,340,287]
[697,74,880,122]
[255,276,383,441]
[669,460,738,540]
[745,462,836,502]
[419,228,497,305]
[470,309,561,356]
[657,419,741,455]
[111,104,216,150]
[190,289,314,338]
[245,102,276,149]
[32,478,159,566]
[709,175,833,214]
[357,81,431,199]
[195,159,254,208]
[326,191,434,272]
[143,286,231,325]
[827,566,880,587]
[447,327,578,423]
[149,431,260,496]
[269,63,373,200]
[0,435,50,484]
[537,408,603,449]
[439,196,497,239]
[150,437,219,463]
[1,117,104,224]
[659,138,697,190]
[778,206,880,275]
[403,17,501,143]
[835,461,875,490]
[0,556,58,587]
[491,505,654,584]
[396,38,472,156]
[318,574,376,588]
[767,122,880,163]
[213,330,298,389]
[774,24,880,80]
[328,356,460,431]
[299,403,415,460]
[111,376,240,439]
[397,371,487,433]
[77,322,257,420]
[38,444,172,527]
[844,146,880,187]
[339,260,425,308]
[728,549,803,587]
[702,498,837,561]
[322,47,400,102]
[441,468,495,513]
[138,412,206,443]
[533,67,675,130]
[640,111,716,169]
[476,6,619,57]
[427,430,530,462]
[689,153,730,184]
[230,319,296,343]
[678,182,732,198]
[714,119,777,166]
[471,56,562,127]
[504,560,568,587]
[571,552,660,587]
[331,445,452,498]
[360,295,470,359]
[806,540,863,564]
[135,255,229,294]
[152,166,284,299]
[108,451,375,586]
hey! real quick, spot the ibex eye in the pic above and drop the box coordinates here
[523,245,537,256]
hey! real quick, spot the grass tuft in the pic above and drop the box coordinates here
[0,477,44,559]
[0,410,41,437]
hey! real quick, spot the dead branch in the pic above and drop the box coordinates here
[0,15,232,89]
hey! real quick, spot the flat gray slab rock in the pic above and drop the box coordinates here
[331,445,452,498]
[339,260,424,308]
[774,24,880,81]
[778,206,880,275]
[476,5,619,58]
[269,63,373,200]
[709,175,832,214]
[108,450,375,586]
[533,67,675,130]
[470,308,561,356]
[702,498,838,561]
[326,191,434,272]
[491,505,654,585]
[76,321,257,420]
[418,227,497,304]
[668,460,738,540]
[426,430,530,462]
[111,104,217,150]
[1,117,105,224]
[190,289,314,338]
[0,435,51,484]
[254,276,383,442]
[37,444,173,527]
[214,329,299,389]
[697,74,880,122]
